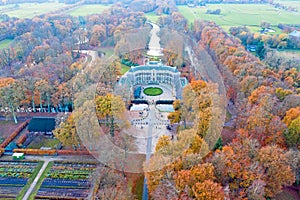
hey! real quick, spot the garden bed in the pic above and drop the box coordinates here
[34,161,97,199]
[0,160,41,199]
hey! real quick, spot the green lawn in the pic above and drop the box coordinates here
[67,4,111,16]
[143,87,163,96]
[121,64,131,75]
[0,39,13,49]
[178,4,299,33]
[145,12,169,23]
[27,136,60,149]
[145,12,161,23]
[1,3,68,18]
[99,47,114,57]
[277,49,300,57]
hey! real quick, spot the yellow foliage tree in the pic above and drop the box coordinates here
[53,114,79,147]
[155,135,171,152]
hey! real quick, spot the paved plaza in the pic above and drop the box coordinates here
[127,104,173,154]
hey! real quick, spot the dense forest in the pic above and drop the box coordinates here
[0,3,146,122]
[144,18,299,199]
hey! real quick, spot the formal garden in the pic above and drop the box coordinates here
[0,160,43,199]
[31,161,97,199]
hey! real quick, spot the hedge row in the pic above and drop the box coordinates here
[0,120,29,148]
[0,148,4,156]
[56,150,90,155]
[13,149,57,155]
[16,131,28,147]
[13,149,91,156]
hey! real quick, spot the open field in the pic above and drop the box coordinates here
[0,3,68,19]
[145,12,166,23]
[279,49,300,55]
[0,39,13,49]
[276,0,300,10]
[67,4,111,16]
[178,4,300,33]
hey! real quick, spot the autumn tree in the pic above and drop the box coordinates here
[155,135,171,152]
[283,106,300,126]
[257,145,295,198]
[168,100,181,124]
[0,77,15,88]
[180,79,213,135]
[53,113,79,147]
[0,81,25,123]
[95,93,127,137]
[211,131,263,199]
[35,79,53,112]
[192,180,225,200]
[94,167,134,200]
[285,116,300,149]
[21,77,40,112]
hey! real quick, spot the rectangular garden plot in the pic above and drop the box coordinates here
[0,160,41,199]
[35,161,97,199]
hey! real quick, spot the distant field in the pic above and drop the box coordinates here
[67,4,111,16]
[145,12,167,23]
[0,39,13,49]
[178,4,300,33]
[0,3,68,18]
[278,49,300,57]
[276,0,300,10]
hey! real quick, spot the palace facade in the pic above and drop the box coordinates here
[118,61,188,99]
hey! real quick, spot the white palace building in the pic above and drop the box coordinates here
[118,60,188,100]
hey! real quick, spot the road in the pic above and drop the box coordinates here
[142,104,163,200]
[142,21,166,200]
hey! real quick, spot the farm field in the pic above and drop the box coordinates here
[0,160,42,199]
[178,4,300,32]
[277,49,300,58]
[33,161,97,199]
[0,3,68,19]
[0,39,13,50]
[276,0,300,10]
[67,4,111,16]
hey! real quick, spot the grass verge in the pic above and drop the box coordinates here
[121,64,131,75]
[0,39,13,49]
